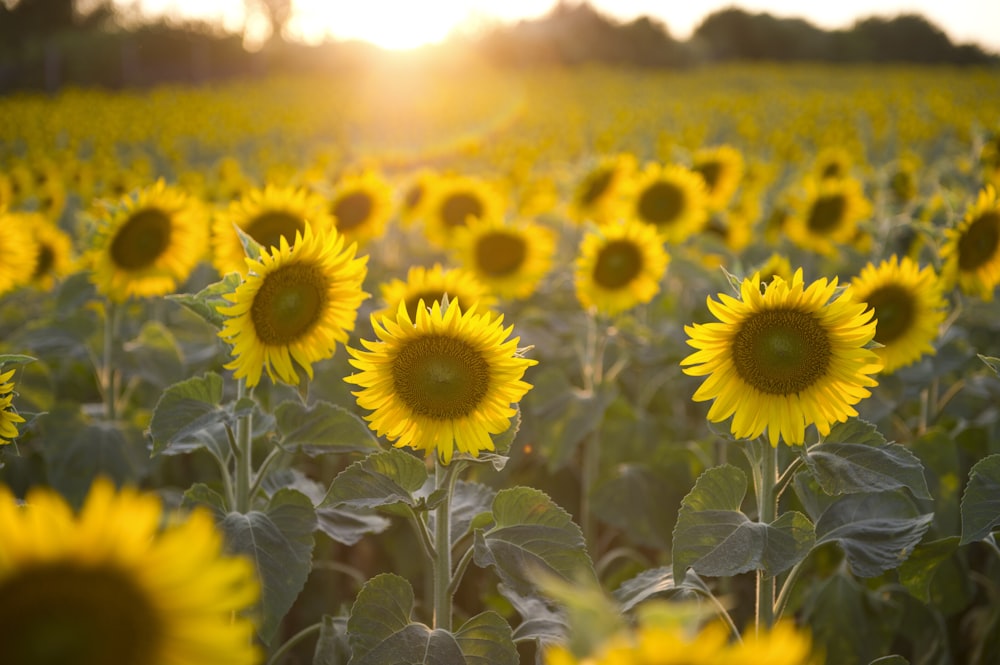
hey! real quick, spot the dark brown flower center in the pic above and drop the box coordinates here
[251,263,327,345]
[392,335,490,419]
[863,285,916,345]
[110,208,171,270]
[637,181,684,226]
[578,168,614,207]
[333,192,374,231]
[958,211,1000,272]
[807,194,847,233]
[475,232,526,277]
[593,240,643,289]
[441,192,484,228]
[732,308,832,395]
[245,212,305,251]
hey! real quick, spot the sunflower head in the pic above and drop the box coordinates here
[452,216,556,300]
[682,269,882,446]
[218,223,369,387]
[785,176,871,256]
[422,174,506,249]
[0,478,260,665]
[328,170,394,246]
[376,263,497,323]
[0,368,26,446]
[87,180,206,302]
[691,144,745,211]
[25,215,75,291]
[626,163,709,243]
[941,186,1000,301]
[568,153,636,225]
[346,300,537,464]
[811,145,855,181]
[397,169,439,227]
[0,210,40,297]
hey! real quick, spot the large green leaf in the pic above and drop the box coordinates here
[46,420,145,506]
[897,536,960,603]
[815,491,933,577]
[613,566,710,611]
[275,400,380,456]
[498,585,567,647]
[960,453,1000,545]
[166,272,242,330]
[320,448,428,510]
[802,441,931,499]
[122,321,185,388]
[453,611,519,665]
[592,464,683,549]
[823,418,887,446]
[221,488,316,644]
[473,487,595,596]
[672,465,815,581]
[447,481,496,546]
[148,372,243,459]
[802,572,897,665]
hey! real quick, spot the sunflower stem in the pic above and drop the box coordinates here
[266,621,323,665]
[755,439,777,633]
[101,300,118,422]
[774,558,807,621]
[234,379,254,514]
[433,459,458,631]
[580,430,601,551]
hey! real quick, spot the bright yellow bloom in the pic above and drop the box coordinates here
[0,478,261,665]
[0,369,25,446]
[422,174,506,249]
[346,300,536,464]
[940,185,1000,301]
[691,144,745,211]
[785,176,871,256]
[328,169,394,247]
[682,269,882,446]
[625,163,708,244]
[568,153,637,225]
[377,262,497,322]
[25,214,75,291]
[452,216,555,300]
[0,211,39,298]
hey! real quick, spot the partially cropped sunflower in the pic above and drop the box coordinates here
[0,368,26,446]
[397,169,439,227]
[851,255,946,374]
[25,214,75,291]
[0,211,39,297]
[88,180,205,302]
[422,174,506,248]
[755,253,795,286]
[626,163,708,243]
[452,217,555,300]
[346,300,536,464]
[785,176,872,256]
[981,132,1000,190]
[328,170,394,247]
[218,223,368,388]
[376,263,497,323]
[568,153,636,225]
[0,478,260,665]
[682,269,882,446]
[691,145,744,211]
[940,186,1000,301]
[212,184,334,276]
[811,145,855,181]
[575,219,670,316]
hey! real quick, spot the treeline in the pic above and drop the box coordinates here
[0,0,996,93]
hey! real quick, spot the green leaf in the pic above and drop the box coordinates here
[489,406,521,457]
[960,453,1000,545]
[166,272,242,330]
[0,354,36,366]
[897,536,960,603]
[122,321,185,388]
[148,372,230,459]
[869,656,909,665]
[978,354,1000,376]
[347,573,466,665]
[592,464,686,549]
[321,448,428,510]
[815,491,934,577]
[802,572,896,665]
[802,442,931,499]
[453,611,519,665]
[473,487,595,596]
[181,482,228,516]
[234,223,264,262]
[613,566,703,612]
[221,488,316,644]
[823,418,887,446]
[448,481,496,546]
[46,421,144,506]
[314,615,350,665]
[672,465,815,581]
[275,400,380,456]
[498,585,567,647]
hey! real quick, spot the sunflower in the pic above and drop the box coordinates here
[625,163,708,243]
[452,216,555,300]
[0,211,39,298]
[24,214,75,290]
[811,145,855,181]
[218,223,368,388]
[691,144,745,211]
[575,219,669,316]
[0,478,260,665]
[397,169,439,227]
[785,176,872,256]
[422,174,506,249]
[88,180,206,303]
[346,300,536,464]
[212,184,334,276]
[0,368,26,446]
[377,263,497,323]
[567,153,636,225]
[328,170,394,247]
[851,256,946,374]
[681,269,882,446]
[940,186,1000,301]
[755,253,795,286]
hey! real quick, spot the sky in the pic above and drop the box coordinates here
[113,0,1000,53]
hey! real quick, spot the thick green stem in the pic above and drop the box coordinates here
[433,460,456,631]
[234,379,253,513]
[266,622,323,665]
[580,430,601,549]
[102,301,118,421]
[774,559,807,620]
[755,441,777,633]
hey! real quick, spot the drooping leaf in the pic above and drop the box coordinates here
[275,400,380,456]
[166,272,242,330]
[453,611,519,665]
[313,615,350,665]
[978,354,1000,376]
[613,566,704,612]
[0,354,36,366]
[815,491,934,577]
[148,372,232,460]
[447,481,496,546]
[473,487,594,596]
[897,536,960,603]
[498,585,567,647]
[802,442,931,499]
[960,453,1000,545]
[220,489,316,644]
[320,448,428,510]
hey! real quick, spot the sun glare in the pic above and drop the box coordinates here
[290,1,463,50]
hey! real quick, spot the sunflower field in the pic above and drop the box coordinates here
[2,61,1000,665]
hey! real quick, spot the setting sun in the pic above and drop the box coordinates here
[289,0,471,50]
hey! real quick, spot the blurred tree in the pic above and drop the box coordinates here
[245,0,292,42]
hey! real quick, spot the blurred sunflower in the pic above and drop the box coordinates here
[785,176,871,256]
[88,180,205,302]
[755,253,795,285]
[626,163,708,243]
[422,174,505,248]
[0,172,13,209]
[682,269,882,446]
[691,144,744,211]
[377,263,496,323]
[979,131,1000,189]
[567,153,636,225]
[0,478,260,665]
[452,217,555,300]
[21,213,75,290]
[811,145,855,181]
[851,255,946,374]
[0,212,39,297]
[0,368,26,446]
[940,185,1000,301]
[218,223,368,387]
[397,169,438,227]
[575,219,669,316]
[887,152,922,206]
[328,170,394,246]
[212,184,334,276]
[347,300,535,464]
